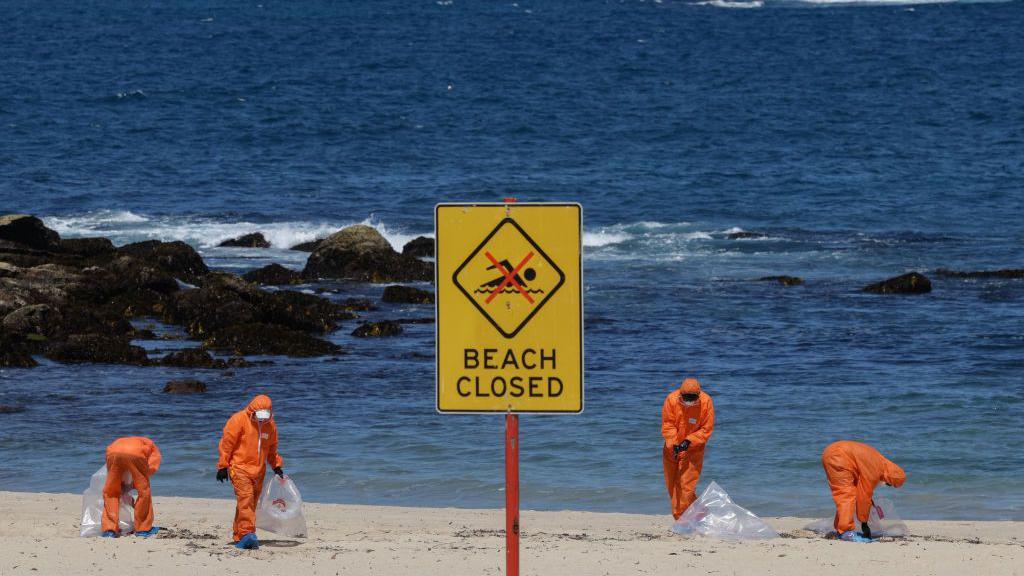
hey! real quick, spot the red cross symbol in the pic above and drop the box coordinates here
[483,251,535,305]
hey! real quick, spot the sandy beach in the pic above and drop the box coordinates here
[1,491,1020,576]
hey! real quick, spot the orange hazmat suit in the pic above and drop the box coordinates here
[661,378,715,520]
[822,440,906,533]
[218,394,284,542]
[102,436,161,534]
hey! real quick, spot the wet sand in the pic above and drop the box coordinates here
[1,491,1020,575]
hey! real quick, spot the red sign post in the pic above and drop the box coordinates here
[505,413,520,576]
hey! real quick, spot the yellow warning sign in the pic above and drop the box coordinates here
[436,203,583,413]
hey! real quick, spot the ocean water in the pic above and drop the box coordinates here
[1,0,1023,520]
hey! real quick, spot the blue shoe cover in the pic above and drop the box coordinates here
[840,530,874,543]
[235,533,259,549]
[101,531,118,538]
[136,527,160,538]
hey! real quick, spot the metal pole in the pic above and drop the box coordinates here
[505,413,520,576]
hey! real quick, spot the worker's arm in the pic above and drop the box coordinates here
[146,440,162,476]
[217,416,240,470]
[685,398,715,449]
[661,396,679,449]
[267,422,284,469]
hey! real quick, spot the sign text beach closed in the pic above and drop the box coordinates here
[435,203,583,413]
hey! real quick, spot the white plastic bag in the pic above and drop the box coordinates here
[804,496,907,537]
[671,481,778,540]
[80,466,135,537]
[256,475,307,538]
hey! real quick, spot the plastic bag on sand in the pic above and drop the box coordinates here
[256,475,307,538]
[804,497,907,537]
[671,481,778,540]
[80,466,135,537]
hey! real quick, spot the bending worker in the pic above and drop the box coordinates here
[661,378,715,520]
[822,440,906,541]
[102,436,161,538]
[217,394,285,550]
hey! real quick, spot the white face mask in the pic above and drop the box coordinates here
[254,409,271,421]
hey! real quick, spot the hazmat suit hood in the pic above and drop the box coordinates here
[881,461,907,488]
[245,395,273,418]
[681,378,702,395]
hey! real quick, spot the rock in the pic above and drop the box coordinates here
[0,262,22,278]
[395,317,436,324]
[382,285,435,304]
[260,290,358,333]
[352,320,404,338]
[163,379,207,394]
[863,272,932,295]
[0,405,27,413]
[2,304,60,336]
[204,323,342,357]
[402,236,434,258]
[290,239,324,252]
[45,334,149,365]
[302,225,433,283]
[340,298,377,311]
[218,233,271,248]
[0,215,61,250]
[60,237,116,257]
[758,276,804,286]
[118,240,209,283]
[934,268,1024,280]
[727,231,769,240]
[242,264,302,285]
[0,338,37,368]
[161,348,223,369]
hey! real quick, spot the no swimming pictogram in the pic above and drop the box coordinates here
[453,218,565,338]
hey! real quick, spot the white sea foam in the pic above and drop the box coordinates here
[43,211,426,252]
[694,0,764,8]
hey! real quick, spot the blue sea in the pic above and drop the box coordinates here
[1,0,1022,521]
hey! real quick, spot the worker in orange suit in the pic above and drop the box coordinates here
[102,436,161,538]
[661,378,715,520]
[217,394,285,550]
[822,440,906,541]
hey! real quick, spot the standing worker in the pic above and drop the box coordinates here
[216,394,285,550]
[821,440,906,541]
[102,436,162,538]
[661,378,715,520]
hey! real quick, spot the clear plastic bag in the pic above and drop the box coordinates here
[804,496,907,537]
[256,475,307,538]
[671,481,778,540]
[80,466,135,537]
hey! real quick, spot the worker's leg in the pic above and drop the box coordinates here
[230,469,258,542]
[663,446,685,520]
[125,455,153,533]
[679,450,705,515]
[822,455,857,533]
[102,453,126,533]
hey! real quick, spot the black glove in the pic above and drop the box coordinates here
[273,467,284,477]
[861,521,871,539]
[673,440,691,455]
[216,468,229,483]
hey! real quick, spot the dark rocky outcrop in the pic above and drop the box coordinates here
[0,337,37,368]
[352,320,403,338]
[302,225,432,283]
[242,264,303,285]
[863,272,932,295]
[0,405,27,413]
[204,323,342,357]
[402,236,434,258]
[2,304,60,337]
[934,268,1024,280]
[758,276,805,286]
[118,240,209,284]
[727,231,768,240]
[163,379,207,394]
[0,214,61,251]
[218,233,270,249]
[160,348,249,369]
[381,285,435,304]
[290,239,324,252]
[60,237,116,257]
[395,317,435,324]
[45,334,149,365]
